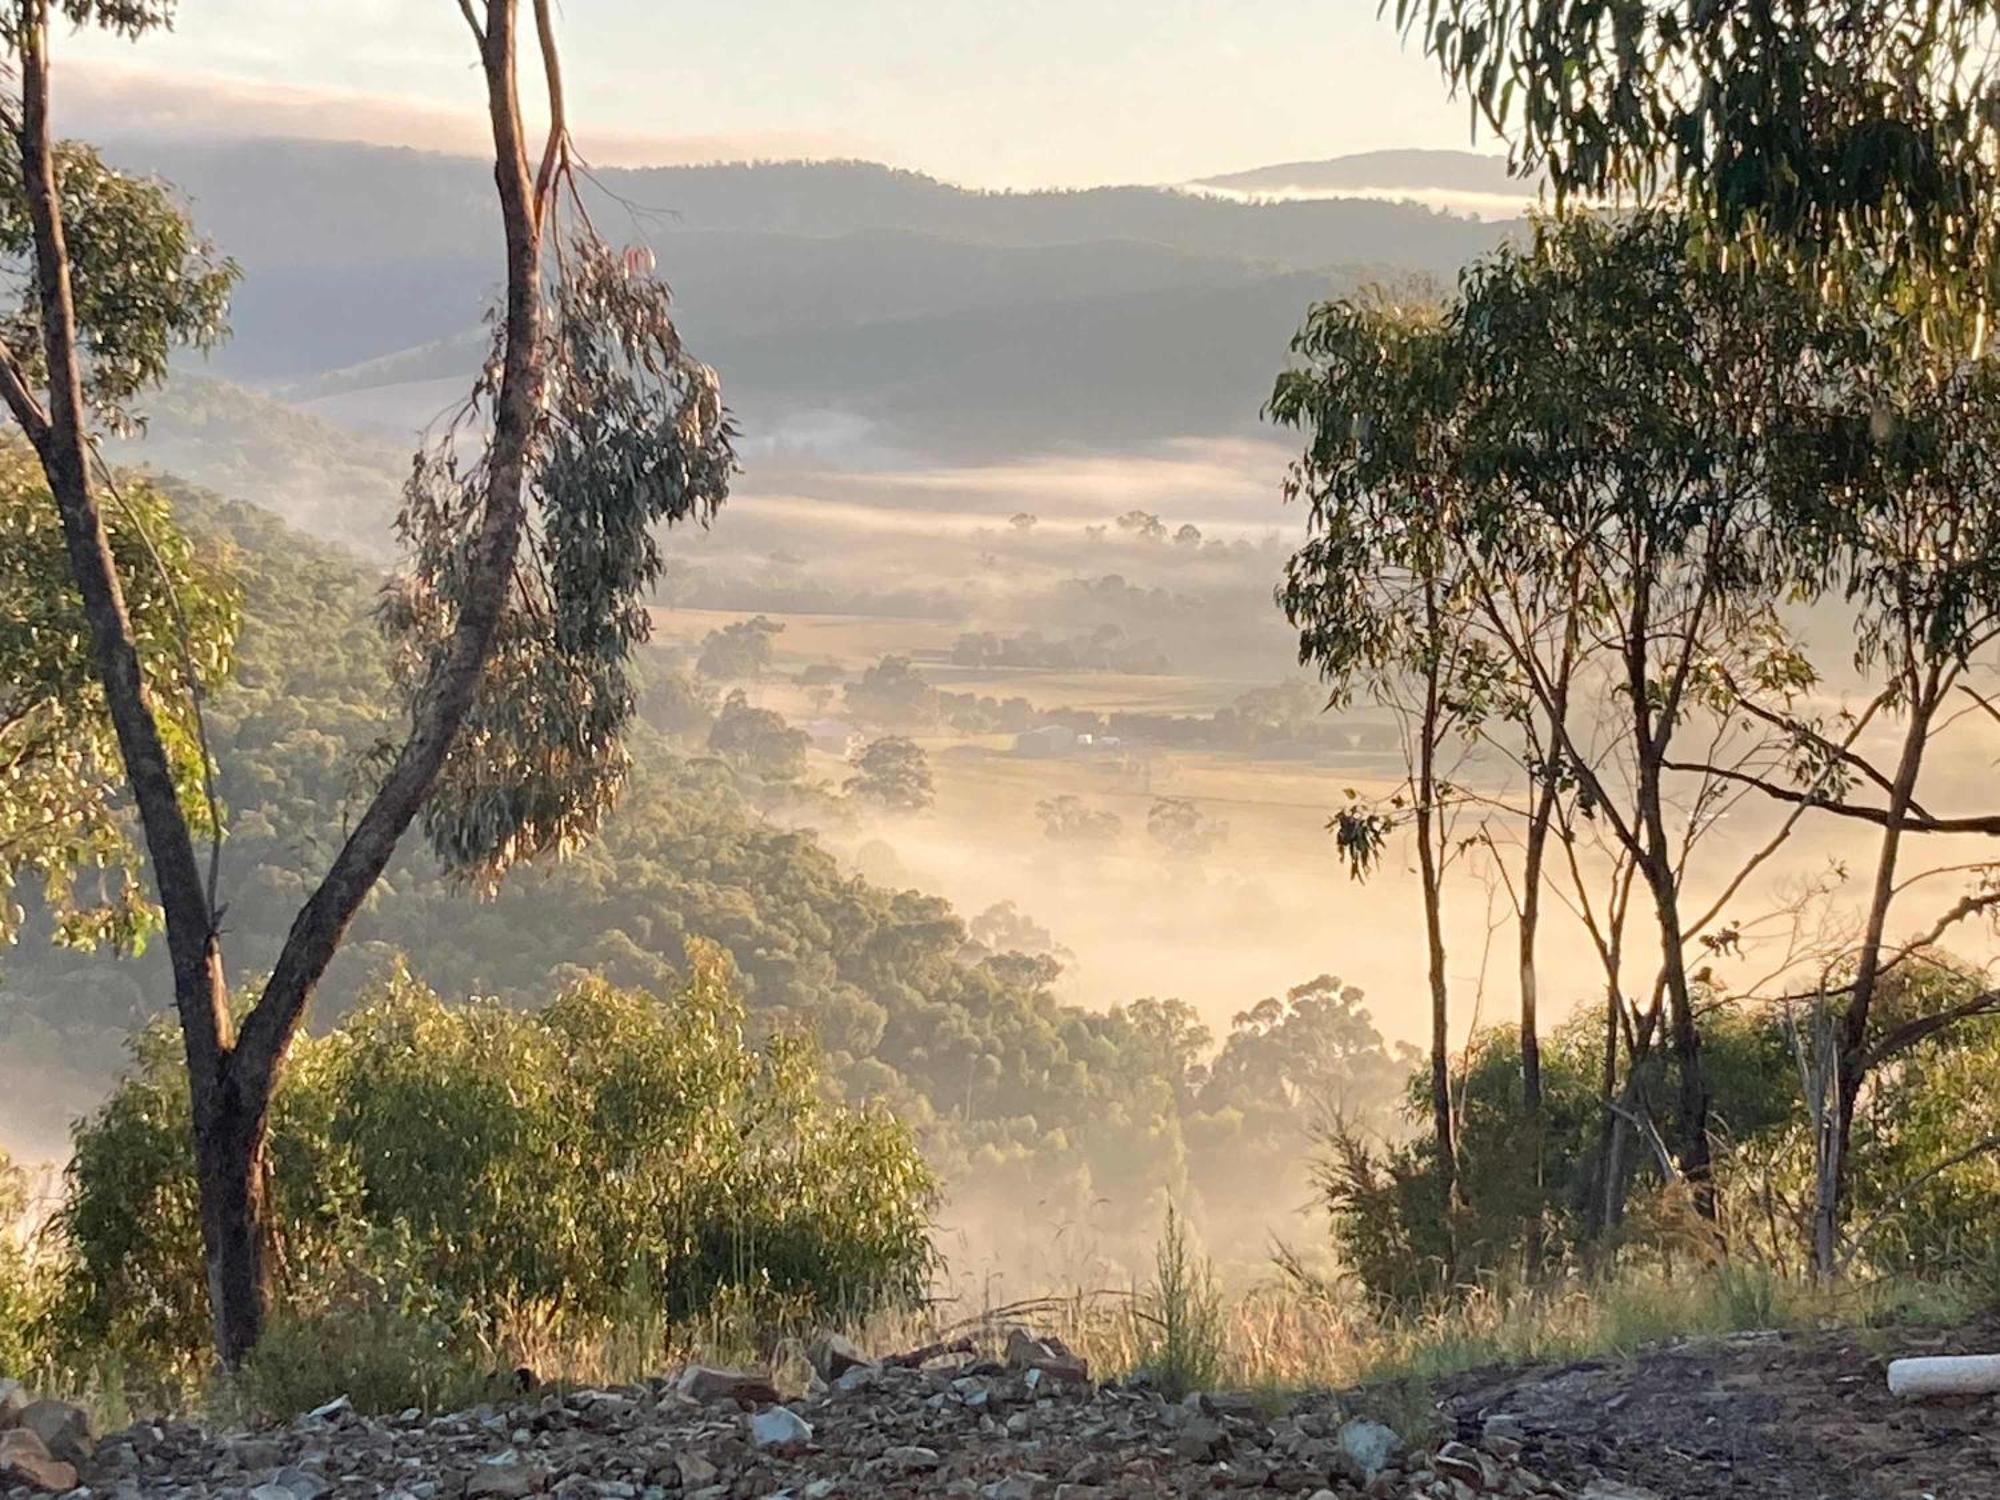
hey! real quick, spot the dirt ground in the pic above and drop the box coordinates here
[1436,1317,2000,1499]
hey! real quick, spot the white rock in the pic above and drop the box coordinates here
[750,1405,812,1450]
[1887,1353,2000,1398]
[1335,1417,1403,1482]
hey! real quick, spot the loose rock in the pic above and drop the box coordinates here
[0,1426,75,1493]
[749,1404,813,1450]
[15,1398,91,1466]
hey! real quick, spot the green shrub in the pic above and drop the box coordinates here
[0,1152,49,1377]
[1138,1204,1224,1400]
[56,942,939,1385]
[1317,1009,1799,1305]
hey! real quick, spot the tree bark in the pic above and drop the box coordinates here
[194,1077,269,1365]
[1620,548,1715,1221]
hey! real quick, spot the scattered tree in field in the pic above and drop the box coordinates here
[966,899,1065,960]
[708,692,807,781]
[1206,974,1412,1126]
[1114,996,1213,1105]
[1035,793,1122,843]
[845,736,934,811]
[845,654,940,729]
[1147,796,1226,857]
[640,668,717,744]
[1115,509,1167,540]
[1269,283,1492,1205]
[0,0,732,1362]
[1008,511,1037,531]
[1173,523,1203,547]
[696,614,783,680]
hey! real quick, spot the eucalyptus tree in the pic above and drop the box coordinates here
[1690,337,2000,1273]
[1388,0,2000,323]
[1270,286,1498,1204]
[1446,210,1834,1219]
[1,0,734,1362]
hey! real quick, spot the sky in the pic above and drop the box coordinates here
[64,0,1487,189]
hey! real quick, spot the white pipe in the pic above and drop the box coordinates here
[1887,1354,2000,1398]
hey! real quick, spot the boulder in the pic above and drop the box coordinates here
[0,1379,26,1429]
[466,1453,551,1498]
[1173,1415,1229,1461]
[1335,1417,1404,1483]
[1005,1329,1089,1384]
[0,1426,76,1493]
[749,1404,812,1450]
[673,1365,781,1406]
[260,1465,332,1500]
[981,1476,1046,1500]
[674,1451,719,1487]
[807,1331,872,1383]
[17,1396,93,1465]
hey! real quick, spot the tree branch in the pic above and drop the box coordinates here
[231,0,545,1106]
[1661,758,2000,835]
[1867,986,2000,1068]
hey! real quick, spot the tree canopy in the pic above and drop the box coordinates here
[0,441,236,953]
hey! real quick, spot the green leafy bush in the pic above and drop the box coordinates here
[55,942,938,1384]
[1316,1009,1799,1305]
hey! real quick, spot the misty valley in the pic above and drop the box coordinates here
[3,5,2000,1499]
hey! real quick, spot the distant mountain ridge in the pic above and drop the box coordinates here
[111,140,1511,376]
[106,138,1517,466]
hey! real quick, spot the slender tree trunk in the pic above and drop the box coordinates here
[1518,814,1547,1123]
[1620,553,1715,1221]
[1592,975,1623,1238]
[1418,801,1455,1200]
[1816,680,1931,1277]
[1517,779,1553,1260]
[1642,842,1713,1216]
[1414,599,1456,1208]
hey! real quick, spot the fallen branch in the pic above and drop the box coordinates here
[881,1335,977,1369]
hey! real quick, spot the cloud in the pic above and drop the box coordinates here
[1180,181,1539,223]
[63,57,882,168]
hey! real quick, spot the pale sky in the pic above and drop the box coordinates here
[65,0,1486,189]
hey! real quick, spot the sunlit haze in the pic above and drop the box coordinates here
[68,0,1485,187]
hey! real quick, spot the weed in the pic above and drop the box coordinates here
[1135,1205,1225,1400]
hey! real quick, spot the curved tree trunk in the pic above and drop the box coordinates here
[2,0,556,1364]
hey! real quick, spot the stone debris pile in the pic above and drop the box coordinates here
[2,1335,1649,1500]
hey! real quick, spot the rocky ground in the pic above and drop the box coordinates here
[0,1321,1990,1499]
[1438,1315,2000,1500]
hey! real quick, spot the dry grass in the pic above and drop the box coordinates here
[194,1249,1985,1428]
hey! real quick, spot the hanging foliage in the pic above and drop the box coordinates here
[383,237,736,890]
